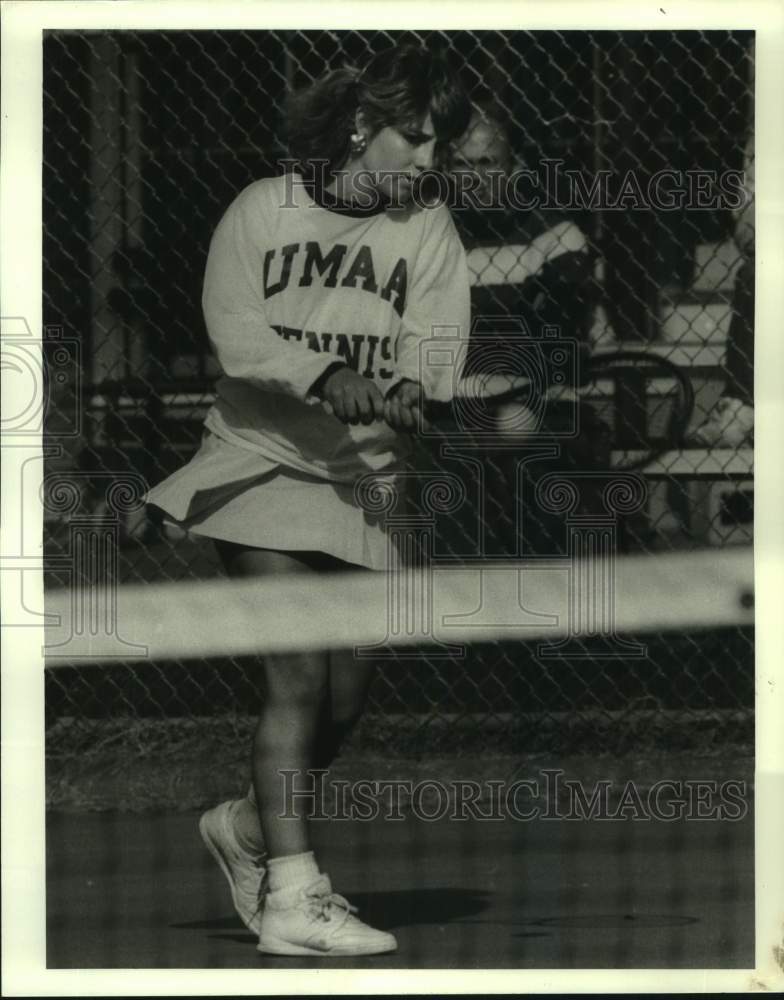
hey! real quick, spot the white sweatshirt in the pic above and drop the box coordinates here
[202,173,470,482]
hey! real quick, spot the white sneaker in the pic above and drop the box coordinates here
[691,397,754,447]
[199,800,266,935]
[257,874,397,957]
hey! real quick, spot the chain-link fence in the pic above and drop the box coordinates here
[43,29,754,763]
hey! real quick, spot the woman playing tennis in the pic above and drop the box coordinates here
[147,43,471,957]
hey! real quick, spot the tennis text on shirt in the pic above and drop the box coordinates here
[269,325,395,381]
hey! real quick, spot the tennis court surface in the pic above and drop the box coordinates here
[47,752,754,969]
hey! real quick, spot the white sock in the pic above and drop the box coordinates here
[267,851,320,892]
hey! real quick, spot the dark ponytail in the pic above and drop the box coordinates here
[287,43,471,178]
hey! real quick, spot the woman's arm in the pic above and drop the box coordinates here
[391,205,471,404]
[202,191,346,401]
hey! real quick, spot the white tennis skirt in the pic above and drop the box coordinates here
[145,431,402,571]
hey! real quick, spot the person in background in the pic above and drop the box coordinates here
[691,131,754,448]
[447,104,595,349]
[443,105,602,558]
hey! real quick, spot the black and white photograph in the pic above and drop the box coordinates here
[2,0,783,993]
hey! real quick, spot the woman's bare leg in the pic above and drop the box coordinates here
[312,648,377,767]
[217,544,370,854]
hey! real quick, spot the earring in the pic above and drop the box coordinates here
[350,132,367,156]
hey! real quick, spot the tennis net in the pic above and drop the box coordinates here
[45,545,754,797]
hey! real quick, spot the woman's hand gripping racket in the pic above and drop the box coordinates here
[313,365,387,426]
[384,379,431,432]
